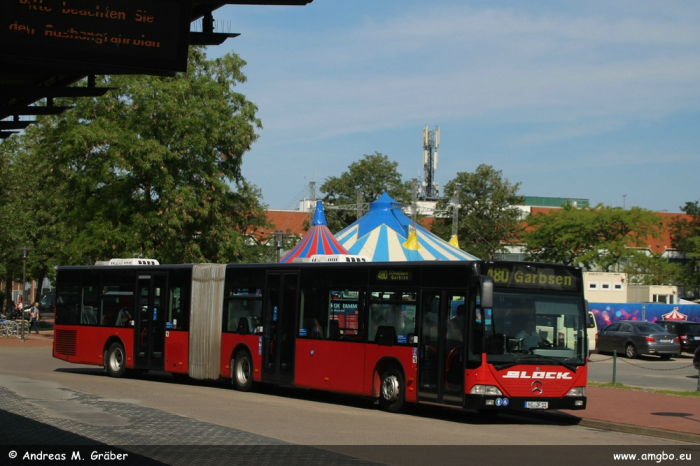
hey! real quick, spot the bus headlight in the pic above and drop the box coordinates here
[470,385,503,396]
[566,387,586,397]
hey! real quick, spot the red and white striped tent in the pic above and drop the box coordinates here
[662,308,688,321]
[280,201,349,263]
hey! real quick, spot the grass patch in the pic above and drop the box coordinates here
[588,381,700,398]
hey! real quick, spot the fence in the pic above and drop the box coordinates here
[589,303,700,330]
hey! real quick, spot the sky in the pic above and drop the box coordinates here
[204,0,700,213]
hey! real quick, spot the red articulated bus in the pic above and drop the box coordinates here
[53,260,588,413]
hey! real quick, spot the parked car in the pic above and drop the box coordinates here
[656,320,700,355]
[595,320,680,359]
[694,346,699,370]
[38,291,55,315]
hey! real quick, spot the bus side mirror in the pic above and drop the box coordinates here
[480,276,494,309]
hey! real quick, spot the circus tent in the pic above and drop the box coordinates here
[334,193,479,262]
[280,201,349,263]
[662,308,688,321]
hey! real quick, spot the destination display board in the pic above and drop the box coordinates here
[484,263,582,292]
[1,0,193,75]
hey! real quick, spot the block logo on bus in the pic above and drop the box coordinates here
[502,371,572,380]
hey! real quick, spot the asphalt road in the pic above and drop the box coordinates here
[1,346,699,465]
[588,352,700,391]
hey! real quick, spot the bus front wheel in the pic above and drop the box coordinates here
[379,366,405,413]
[232,352,253,392]
[106,343,127,378]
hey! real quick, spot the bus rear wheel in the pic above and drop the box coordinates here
[105,342,127,378]
[232,352,253,392]
[379,366,405,413]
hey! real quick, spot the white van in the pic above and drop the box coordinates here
[586,305,598,355]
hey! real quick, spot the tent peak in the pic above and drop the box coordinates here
[312,200,327,226]
[370,192,403,211]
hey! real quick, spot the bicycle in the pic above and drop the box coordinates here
[0,319,28,339]
[0,320,18,338]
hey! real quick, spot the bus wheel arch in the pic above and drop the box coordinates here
[230,345,254,392]
[374,358,405,413]
[104,340,127,378]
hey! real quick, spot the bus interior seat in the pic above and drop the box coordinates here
[375,325,397,346]
[81,306,96,325]
[237,318,250,335]
[329,319,340,340]
[507,338,521,353]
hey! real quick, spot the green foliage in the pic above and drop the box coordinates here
[622,251,689,286]
[523,204,661,271]
[0,137,33,281]
[432,164,523,260]
[1,47,270,268]
[320,152,411,233]
[670,200,700,294]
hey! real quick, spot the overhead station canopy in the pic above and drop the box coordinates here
[0,0,313,139]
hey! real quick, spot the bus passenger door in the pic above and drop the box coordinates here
[134,274,167,371]
[418,291,465,407]
[262,272,298,385]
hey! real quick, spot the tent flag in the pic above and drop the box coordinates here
[280,201,349,263]
[448,235,459,248]
[334,192,478,262]
[403,225,421,251]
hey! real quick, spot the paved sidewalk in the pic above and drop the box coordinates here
[1,329,699,444]
[0,331,54,347]
[566,386,700,443]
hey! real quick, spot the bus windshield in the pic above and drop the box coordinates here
[479,292,586,366]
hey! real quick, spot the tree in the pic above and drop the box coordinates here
[3,47,270,267]
[670,200,700,296]
[432,164,524,260]
[320,152,411,233]
[523,204,661,271]
[622,251,689,286]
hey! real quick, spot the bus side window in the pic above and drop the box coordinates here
[298,288,328,340]
[328,289,362,341]
[223,289,263,334]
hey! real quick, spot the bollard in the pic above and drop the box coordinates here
[697,364,699,393]
[612,350,617,385]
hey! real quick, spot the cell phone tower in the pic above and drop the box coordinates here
[421,125,440,201]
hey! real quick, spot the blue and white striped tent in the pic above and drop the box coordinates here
[334,193,479,262]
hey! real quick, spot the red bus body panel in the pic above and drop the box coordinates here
[53,326,135,368]
[465,363,587,397]
[294,340,366,394]
[164,330,189,374]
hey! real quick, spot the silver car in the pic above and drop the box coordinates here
[596,320,680,359]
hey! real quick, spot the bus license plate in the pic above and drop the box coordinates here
[525,401,548,409]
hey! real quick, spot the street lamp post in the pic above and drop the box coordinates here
[19,246,29,342]
[274,230,284,263]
